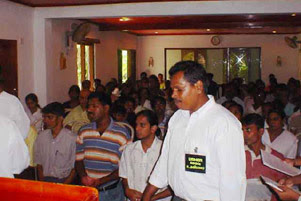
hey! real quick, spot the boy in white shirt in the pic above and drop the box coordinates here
[119,110,172,201]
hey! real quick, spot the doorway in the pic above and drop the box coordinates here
[0,39,18,96]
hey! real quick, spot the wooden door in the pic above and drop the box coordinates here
[0,39,18,97]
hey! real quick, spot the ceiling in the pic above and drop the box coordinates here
[8,0,212,7]
[88,15,301,35]
[7,0,301,35]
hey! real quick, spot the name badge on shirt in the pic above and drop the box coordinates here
[185,154,206,173]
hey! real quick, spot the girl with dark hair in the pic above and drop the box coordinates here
[25,93,43,133]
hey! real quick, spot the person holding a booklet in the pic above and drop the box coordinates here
[242,113,286,201]
[243,114,286,180]
[271,175,301,201]
[272,161,301,201]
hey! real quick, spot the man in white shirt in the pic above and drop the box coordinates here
[142,61,246,201]
[0,79,30,139]
[0,115,29,178]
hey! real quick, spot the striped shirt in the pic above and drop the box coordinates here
[76,118,131,180]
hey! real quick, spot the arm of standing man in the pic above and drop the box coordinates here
[75,160,95,186]
[216,120,246,201]
[75,131,96,187]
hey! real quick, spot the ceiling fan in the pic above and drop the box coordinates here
[65,22,100,47]
[284,36,301,49]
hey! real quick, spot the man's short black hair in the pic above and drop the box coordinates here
[229,103,244,116]
[140,72,147,78]
[169,61,208,93]
[111,105,126,115]
[268,108,286,119]
[241,113,264,129]
[151,96,166,109]
[124,96,136,105]
[42,102,65,117]
[68,85,80,94]
[136,109,158,126]
[88,92,112,107]
[149,74,159,82]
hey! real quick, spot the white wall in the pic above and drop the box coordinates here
[0,0,34,103]
[95,31,137,85]
[44,19,137,103]
[45,19,80,103]
[137,34,299,84]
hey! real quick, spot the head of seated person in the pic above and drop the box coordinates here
[79,89,91,110]
[151,96,167,118]
[241,113,265,155]
[111,105,127,122]
[42,102,65,133]
[262,102,273,120]
[82,80,91,91]
[253,89,266,107]
[68,85,80,101]
[25,93,40,114]
[223,83,236,100]
[222,100,237,110]
[229,103,243,121]
[267,109,286,132]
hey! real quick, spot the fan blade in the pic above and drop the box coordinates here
[285,36,298,49]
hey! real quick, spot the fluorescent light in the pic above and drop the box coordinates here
[119,17,130,22]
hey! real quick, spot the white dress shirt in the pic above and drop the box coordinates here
[119,137,171,201]
[0,115,29,178]
[149,96,246,201]
[216,96,245,112]
[244,99,262,115]
[262,129,298,159]
[0,91,30,139]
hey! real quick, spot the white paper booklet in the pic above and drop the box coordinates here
[246,178,272,201]
[260,176,283,192]
[261,150,301,176]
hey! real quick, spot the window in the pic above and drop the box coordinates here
[121,50,128,83]
[118,49,136,84]
[165,47,261,84]
[76,44,95,88]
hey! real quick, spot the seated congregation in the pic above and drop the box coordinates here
[2,65,301,201]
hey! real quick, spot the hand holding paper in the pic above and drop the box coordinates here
[261,150,301,176]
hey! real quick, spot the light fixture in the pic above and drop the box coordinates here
[247,15,255,19]
[291,13,296,17]
[119,17,130,22]
[155,32,158,34]
[206,29,211,32]
[122,30,129,32]
[272,30,277,34]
